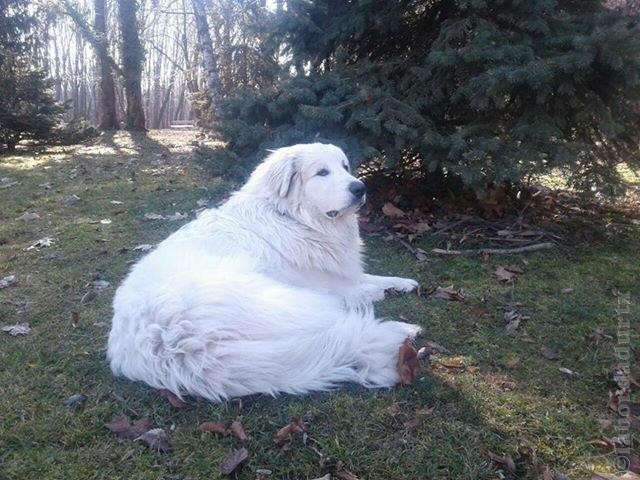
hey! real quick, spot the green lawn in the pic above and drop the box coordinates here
[0,131,638,480]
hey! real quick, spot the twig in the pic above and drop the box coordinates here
[398,238,418,255]
[432,242,555,256]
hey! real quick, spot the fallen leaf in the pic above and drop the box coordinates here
[418,340,450,359]
[144,213,165,220]
[471,307,488,317]
[403,417,421,429]
[540,346,561,361]
[335,469,360,480]
[220,448,249,475]
[1,323,30,336]
[274,417,307,444]
[591,473,640,479]
[0,177,19,189]
[110,200,124,205]
[134,244,154,251]
[505,357,520,368]
[166,212,188,221]
[105,415,153,440]
[156,389,186,408]
[26,237,52,250]
[16,212,40,221]
[561,287,574,294]
[505,317,520,335]
[0,275,17,289]
[230,420,249,441]
[80,290,97,304]
[415,406,435,417]
[386,403,401,417]
[255,469,273,476]
[198,421,228,435]
[382,202,405,218]
[437,357,465,369]
[86,279,110,290]
[488,451,516,473]
[540,465,555,480]
[63,394,87,407]
[136,428,171,453]
[598,418,613,429]
[558,367,578,377]
[397,338,420,385]
[409,221,431,234]
[430,286,465,301]
[100,218,112,225]
[494,266,522,283]
[64,194,81,204]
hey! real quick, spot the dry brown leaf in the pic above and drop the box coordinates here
[105,415,152,440]
[397,338,420,385]
[382,202,405,218]
[540,465,555,480]
[415,406,435,417]
[403,417,421,429]
[488,451,516,473]
[274,417,307,444]
[494,266,522,283]
[471,307,488,317]
[219,448,249,475]
[430,286,465,301]
[505,317,521,335]
[135,428,171,454]
[540,346,561,361]
[156,389,187,408]
[230,420,249,441]
[335,470,360,480]
[386,403,401,417]
[437,357,465,369]
[197,421,228,435]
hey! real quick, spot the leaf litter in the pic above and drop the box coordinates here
[220,448,249,475]
[1,323,30,336]
[0,275,17,289]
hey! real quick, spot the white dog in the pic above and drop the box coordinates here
[107,143,421,401]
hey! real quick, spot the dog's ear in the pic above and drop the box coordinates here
[266,151,298,198]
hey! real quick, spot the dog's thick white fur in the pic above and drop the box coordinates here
[107,143,421,401]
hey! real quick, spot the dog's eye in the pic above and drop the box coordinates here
[343,164,350,172]
[316,169,330,177]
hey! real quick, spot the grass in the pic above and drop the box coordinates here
[0,130,638,480]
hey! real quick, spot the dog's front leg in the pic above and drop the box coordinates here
[363,274,419,296]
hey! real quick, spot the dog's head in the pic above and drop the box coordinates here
[243,143,366,221]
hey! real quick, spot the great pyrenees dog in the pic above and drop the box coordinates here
[107,143,421,402]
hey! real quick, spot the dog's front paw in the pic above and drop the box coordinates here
[385,277,420,295]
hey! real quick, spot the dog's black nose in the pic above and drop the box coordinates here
[349,180,366,199]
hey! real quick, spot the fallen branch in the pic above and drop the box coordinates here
[432,242,555,256]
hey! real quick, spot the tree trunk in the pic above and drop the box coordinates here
[191,0,221,102]
[94,0,118,130]
[117,0,146,130]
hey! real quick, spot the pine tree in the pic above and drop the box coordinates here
[210,0,640,196]
[0,0,64,150]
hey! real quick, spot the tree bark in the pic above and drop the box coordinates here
[191,0,221,102]
[117,0,146,130]
[94,0,118,129]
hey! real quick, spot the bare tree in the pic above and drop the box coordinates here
[192,0,221,101]
[94,0,118,129]
[117,0,145,130]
